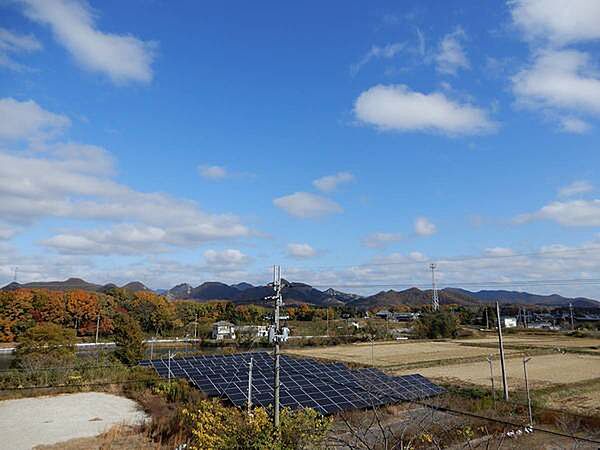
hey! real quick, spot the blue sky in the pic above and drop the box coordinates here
[1,0,600,297]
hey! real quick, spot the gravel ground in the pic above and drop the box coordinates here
[0,392,148,450]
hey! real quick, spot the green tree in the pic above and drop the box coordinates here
[414,311,459,339]
[14,322,76,370]
[113,312,146,364]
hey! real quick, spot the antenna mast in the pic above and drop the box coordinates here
[430,263,439,311]
[268,265,287,429]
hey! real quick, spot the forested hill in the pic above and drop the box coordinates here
[1,278,598,308]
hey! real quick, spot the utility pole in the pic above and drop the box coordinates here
[13,267,18,282]
[95,312,101,344]
[326,307,329,337]
[247,357,253,415]
[167,350,176,384]
[486,354,496,408]
[523,357,533,426]
[430,263,439,311]
[569,303,575,330]
[485,307,489,329]
[496,301,509,400]
[371,335,375,367]
[269,265,284,429]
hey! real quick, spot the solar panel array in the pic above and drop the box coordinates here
[140,351,444,415]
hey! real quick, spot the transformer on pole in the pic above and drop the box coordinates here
[430,263,439,311]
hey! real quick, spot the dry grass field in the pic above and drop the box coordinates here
[285,340,519,369]
[287,333,600,416]
[393,353,600,389]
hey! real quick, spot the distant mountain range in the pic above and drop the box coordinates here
[1,278,151,294]
[1,278,598,308]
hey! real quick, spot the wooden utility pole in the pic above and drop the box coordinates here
[523,357,533,426]
[496,301,509,400]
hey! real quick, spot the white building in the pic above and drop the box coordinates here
[503,317,517,328]
[235,325,269,338]
[212,321,236,340]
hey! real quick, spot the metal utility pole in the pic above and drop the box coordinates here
[485,307,489,329]
[523,357,533,426]
[371,335,375,367]
[569,303,575,330]
[167,350,176,383]
[95,312,101,344]
[247,357,253,415]
[486,354,496,408]
[270,265,283,428]
[430,263,439,311]
[496,301,509,400]
[326,307,329,337]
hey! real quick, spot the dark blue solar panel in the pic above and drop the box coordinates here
[140,351,444,415]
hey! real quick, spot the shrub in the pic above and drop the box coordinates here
[414,311,459,339]
[180,398,332,450]
[14,322,76,371]
[113,312,146,365]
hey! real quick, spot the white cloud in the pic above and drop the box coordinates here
[42,224,170,255]
[354,84,496,135]
[0,27,42,71]
[273,192,342,219]
[512,50,600,116]
[435,28,469,75]
[0,98,70,141]
[516,199,600,226]
[21,0,155,84]
[0,100,250,255]
[362,232,403,249]
[414,217,437,236]
[510,0,600,46]
[558,180,593,198]
[286,243,317,259]
[0,225,18,240]
[198,165,228,180]
[484,247,514,257]
[204,249,250,268]
[559,116,591,134]
[351,42,405,75]
[313,172,354,192]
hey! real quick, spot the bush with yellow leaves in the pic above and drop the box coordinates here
[180,398,331,450]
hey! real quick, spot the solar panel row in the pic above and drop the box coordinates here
[140,351,444,415]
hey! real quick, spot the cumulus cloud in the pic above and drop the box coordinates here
[350,42,405,75]
[558,180,593,198]
[354,84,496,135]
[312,172,354,192]
[484,247,515,257]
[198,165,228,180]
[512,50,600,116]
[204,249,250,268]
[559,116,591,134]
[414,217,437,236]
[273,192,342,219]
[435,28,469,75]
[0,100,250,255]
[0,98,70,142]
[516,199,600,227]
[362,232,403,249]
[286,243,317,259]
[510,0,600,46]
[21,0,155,84]
[0,27,42,71]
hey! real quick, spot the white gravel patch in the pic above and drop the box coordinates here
[0,392,148,450]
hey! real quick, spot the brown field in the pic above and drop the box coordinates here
[285,340,519,369]
[287,333,600,416]
[393,353,600,389]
